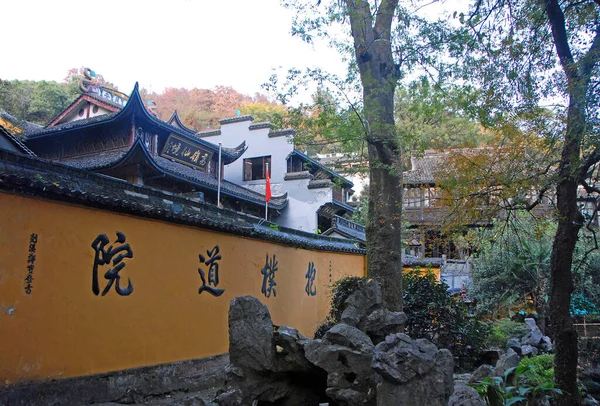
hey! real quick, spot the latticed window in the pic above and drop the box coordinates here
[244,156,271,181]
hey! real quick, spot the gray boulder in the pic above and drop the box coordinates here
[228,296,275,372]
[304,324,376,406]
[520,345,539,357]
[222,296,325,405]
[448,385,486,406]
[540,335,553,353]
[521,318,543,347]
[468,364,493,384]
[494,348,520,378]
[340,279,407,343]
[372,334,454,406]
[507,337,522,353]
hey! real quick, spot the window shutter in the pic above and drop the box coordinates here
[244,160,252,181]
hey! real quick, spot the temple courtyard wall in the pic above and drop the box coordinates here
[0,190,365,386]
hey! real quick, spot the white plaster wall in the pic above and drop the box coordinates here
[203,118,335,233]
[90,105,111,118]
[202,120,294,186]
[279,178,332,233]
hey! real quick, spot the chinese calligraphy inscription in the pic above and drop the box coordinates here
[260,254,278,298]
[160,134,213,172]
[305,262,317,296]
[91,232,134,296]
[24,233,38,294]
[198,245,224,296]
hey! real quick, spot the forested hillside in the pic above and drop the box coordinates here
[0,68,278,130]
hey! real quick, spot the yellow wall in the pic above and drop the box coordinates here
[0,192,365,385]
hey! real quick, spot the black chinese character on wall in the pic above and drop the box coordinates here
[91,232,134,296]
[198,245,224,296]
[261,254,278,298]
[305,262,317,296]
[24,233,38,294]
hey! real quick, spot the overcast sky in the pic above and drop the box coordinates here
[0,0,347,98]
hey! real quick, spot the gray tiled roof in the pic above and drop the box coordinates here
[249,122,273,130]
[26,113,119,138]
[219,115,254,125]
[0,149,362,254]
[0,124,36,156]
[62,149,127,169]
[404,151,448,185]
[0,110,42,134]
[61,141,287,210]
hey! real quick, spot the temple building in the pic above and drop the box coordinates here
[0,78,365,240]
[21,83,288,218]
[198,116,359,234]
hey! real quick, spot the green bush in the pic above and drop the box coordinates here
[518,354,554,386]
[485,319,530,349]
[314,272,489,361]
[314,276,366,339]
[403,269,490,359]
[471,360,561,406]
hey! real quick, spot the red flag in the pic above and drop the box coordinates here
[265,167,272,203]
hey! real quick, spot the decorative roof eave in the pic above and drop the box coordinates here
[289,149,353,188]
[249,122,273,130]
[269,129,295,138]
[221,141,247,159]
[26,83,243,165]
[46,94,121,128]
[0,149,363,254]
[322,227,366,244]
[219,115,254,125]
[0,125,36,156]
[96,139,287,210]
[167,111,196,134]
[284,171,313,181]
[332,199,356,214]
[196,129,222,138]
[308,179,334,189]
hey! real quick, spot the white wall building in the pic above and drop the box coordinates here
[199,115,357,233]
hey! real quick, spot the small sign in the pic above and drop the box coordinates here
[89,86,128,107]
[161,134,213,172]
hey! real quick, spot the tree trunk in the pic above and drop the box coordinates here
[548,87,586,406]
[346,0,403,311]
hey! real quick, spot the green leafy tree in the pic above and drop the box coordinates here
[396,78,488,151]
[0,79,74,125]
[280,0,457,311]
[472,217,554,331]
[456,1,600,400]
[403,269,490,359]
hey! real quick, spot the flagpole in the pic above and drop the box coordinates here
[265,162,269,220]
[217,143,222,208]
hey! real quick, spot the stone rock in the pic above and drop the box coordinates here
[373,334,454,406]
[448,385,486,406]
[340,279,407,343]
[304,324,375,406]
[372,334,436,383]
[437,348,455,400]
[540,335,553,353]
[521,318,543,347]
[228,296,275,372]
[494,348,520,378]
[213,390,242,406]
[468,364,493,384]
[273,326,314,372]
[479,349,504,366]
[224,296,326,405]
[520,344,539,357]
[583,395,600,406]
[507,337,522,353]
